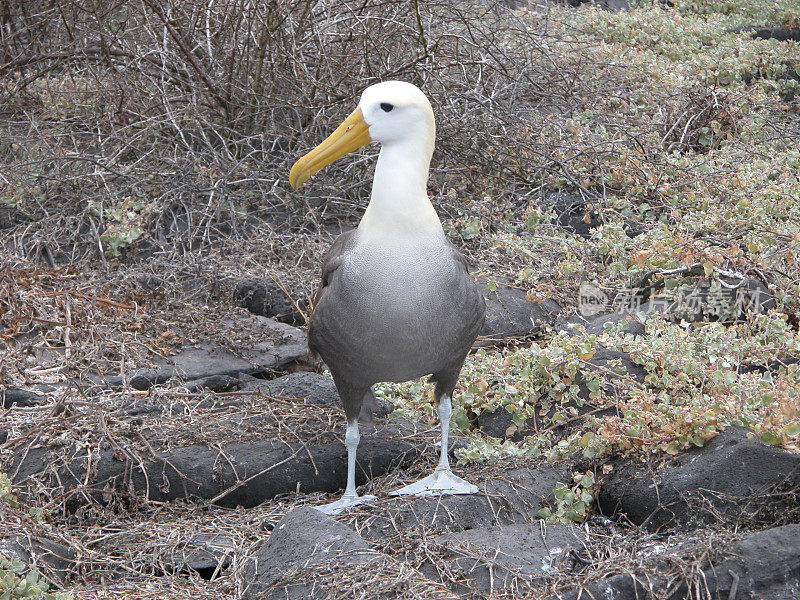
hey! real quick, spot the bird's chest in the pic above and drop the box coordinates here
[310,236,478,383]
[337,241,456,314]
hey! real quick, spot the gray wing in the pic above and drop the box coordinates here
[308,228,375,420]
[427,240,486,397]
[308,229,358,358]
[446,240,486,332]
[311,229,357,307]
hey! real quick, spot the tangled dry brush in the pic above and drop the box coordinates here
[0,0,596,265]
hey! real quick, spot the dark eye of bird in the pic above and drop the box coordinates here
[380,103,394,112]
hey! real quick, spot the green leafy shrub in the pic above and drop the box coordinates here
[87,198,155,257]
[0,558,72,600]
[0,476,73,600]
[538,472,596,523]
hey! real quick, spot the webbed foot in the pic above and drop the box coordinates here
[389,468,478,497]
[314,493,377,515]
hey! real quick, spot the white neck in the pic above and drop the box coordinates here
[358,138,444,241]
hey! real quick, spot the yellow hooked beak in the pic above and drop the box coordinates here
[289,107,372,189]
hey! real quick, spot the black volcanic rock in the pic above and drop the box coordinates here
[598,427,800,531]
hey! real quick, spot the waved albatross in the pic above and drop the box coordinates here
[289,81,486,514]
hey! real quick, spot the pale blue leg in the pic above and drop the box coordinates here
[316,420,376,515]
[390,395,478,496]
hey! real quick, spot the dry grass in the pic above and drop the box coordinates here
[0,248,317,391]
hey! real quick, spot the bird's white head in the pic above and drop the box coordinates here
[357,81,435,150]
[289,81,435,190]
[289,81,442,239]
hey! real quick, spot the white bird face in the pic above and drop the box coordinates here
[289,80,435,189]
[358,81,435,147]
